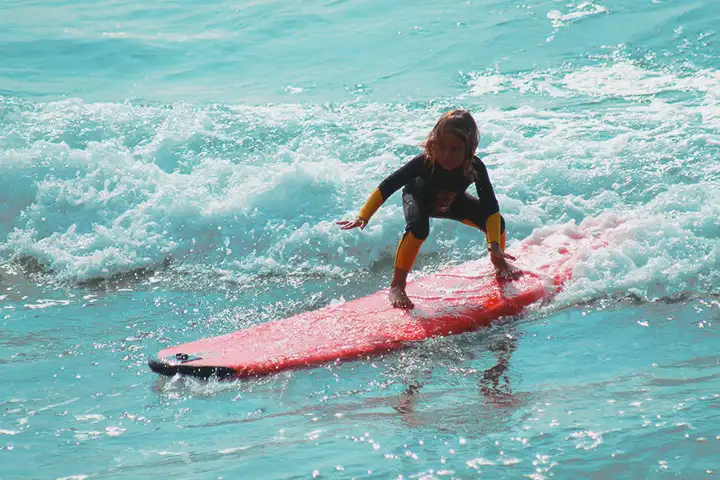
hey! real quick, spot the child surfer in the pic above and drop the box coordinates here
[338,109,521,309]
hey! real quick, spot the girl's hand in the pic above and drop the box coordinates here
[488,242,516,261]
[337,217,368,230]
[488,242,522,280]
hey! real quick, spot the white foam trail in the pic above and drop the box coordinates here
[547,2,608,29]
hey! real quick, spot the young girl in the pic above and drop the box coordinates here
[338,109,520,309]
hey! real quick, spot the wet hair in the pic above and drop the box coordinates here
[422,109,479,180]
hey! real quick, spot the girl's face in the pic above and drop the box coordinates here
[434,131,466,170]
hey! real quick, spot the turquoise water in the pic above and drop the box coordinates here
[1,0,719,478]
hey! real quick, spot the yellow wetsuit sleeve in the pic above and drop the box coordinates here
[357,188,385,222]
[485,212,502,245]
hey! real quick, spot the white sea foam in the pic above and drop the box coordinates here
[469,62,720,100]
[1,69,718,301]
[547,2,609,29]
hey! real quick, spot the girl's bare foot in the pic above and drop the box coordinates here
[389,267,414,309]
[389,285,414,309]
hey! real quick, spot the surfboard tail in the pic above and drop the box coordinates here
[148,358,237,379]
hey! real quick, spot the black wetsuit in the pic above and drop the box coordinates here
[363,153,505,240]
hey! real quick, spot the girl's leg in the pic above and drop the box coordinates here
[445,194,514,275]
[446,193,506,244]
[461,220,506,251]
[391,191,430,309]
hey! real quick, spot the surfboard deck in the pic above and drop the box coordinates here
[148,226,609,379]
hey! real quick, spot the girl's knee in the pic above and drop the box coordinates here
[407,221,430,240]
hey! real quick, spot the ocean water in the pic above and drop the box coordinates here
[1,0,719,478]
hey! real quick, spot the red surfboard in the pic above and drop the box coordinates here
[148,226,610,379]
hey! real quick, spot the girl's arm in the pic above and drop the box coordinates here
[357,154,425,222]
[473,160,502,245]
